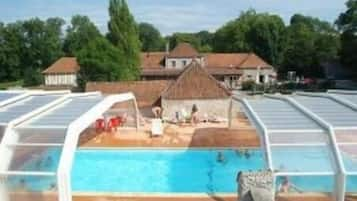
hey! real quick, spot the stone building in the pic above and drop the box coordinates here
[141,43,276,89]
[160,60,231,119]
[86,61,232,119]
[44,43,276,89]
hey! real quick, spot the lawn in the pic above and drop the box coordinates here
[0,80,23,89]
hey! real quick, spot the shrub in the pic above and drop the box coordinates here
[241,80,256,91]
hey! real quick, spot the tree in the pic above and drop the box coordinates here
[213,10,286,67]
[77,37,129,90]
[63,15,101,56]
[107,0,140,80]
[0,21,24,81]
[281,14,340,77]
[282,23,316,76]
[21,17,65,86]
[167,32,213,52]
[336,0,357,72]
[138,22,164,51]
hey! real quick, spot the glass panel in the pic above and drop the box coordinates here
[4,175,58,201]
[0,92,22,102]
[335,130,357,143]
[105,100,138,127]
[334,94,357,105]
[24,96,102,127]
[14,129,67,144]
[293,96,357,128]
[248,99,321,130]
[276,175,334,193]
[346,175,357,193]
[0,95,60,124]
[340,145,357,172]
[7,146,62,172]
[271,146,335,172]
[269,132,328,144]
[5,175,57,192]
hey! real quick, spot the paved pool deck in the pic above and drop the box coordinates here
[79,114,260,148]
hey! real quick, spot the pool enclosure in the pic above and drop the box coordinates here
[236,90,357,201]
[0,90,139,201]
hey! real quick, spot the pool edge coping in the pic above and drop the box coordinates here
[78,146,261,150]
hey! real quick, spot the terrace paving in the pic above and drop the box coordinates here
[79,114,260,148]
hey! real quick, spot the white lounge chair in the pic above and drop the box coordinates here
[151,118,163,137]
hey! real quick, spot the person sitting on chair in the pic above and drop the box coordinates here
[152,106,163,119]
[190,104,199,125]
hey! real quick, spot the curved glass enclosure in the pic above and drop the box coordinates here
[241,95,344,201]
[0,91,139,201]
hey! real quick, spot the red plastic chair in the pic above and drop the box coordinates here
[95,118,105,133]
[107,117,118,132]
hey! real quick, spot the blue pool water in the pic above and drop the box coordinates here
[72,149,264,193]
[9,148,357,193]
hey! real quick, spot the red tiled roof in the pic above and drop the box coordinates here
[204,53,249,68]
[168,43,200,58]
[86,80,172,107]
[42,57,80,74]
[141,68,182,76]
[140,52,165,69]
[204,53,272,69]
[140,52,273,74]
[162,61,231,100]
[239,53,272,69]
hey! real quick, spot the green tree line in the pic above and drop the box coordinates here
[0,0,141,88]
[0,0,356,87]
[140,1,357,78]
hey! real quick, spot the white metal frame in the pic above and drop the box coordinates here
[266,94,346,201]
[0,90,70,201]
[57,92,139,201]
[237,93,350,201]
[296,92,357,191]
[232,96,273,170]
[0,91,139,201]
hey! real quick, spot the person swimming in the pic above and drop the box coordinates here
[244,149,251,159]
[217,151,225,163]
[279,176,302,193]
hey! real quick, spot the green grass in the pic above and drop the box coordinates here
[0,80,24,89]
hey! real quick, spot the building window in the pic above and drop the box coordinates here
[259,75,265,83]
[172,61,176,67]
[182,60,187,66]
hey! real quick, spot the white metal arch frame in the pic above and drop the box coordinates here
[237,94,346,201]
[0,90,70,201]
[57,92,139,201]
[265,94,346,201]
[235,97,273,170]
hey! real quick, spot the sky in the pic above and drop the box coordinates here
[0,0,348,35]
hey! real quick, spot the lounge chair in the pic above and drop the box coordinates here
[151,118,163,137]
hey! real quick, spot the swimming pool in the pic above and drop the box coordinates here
[72,149,264,193]
[8,148,357,193]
